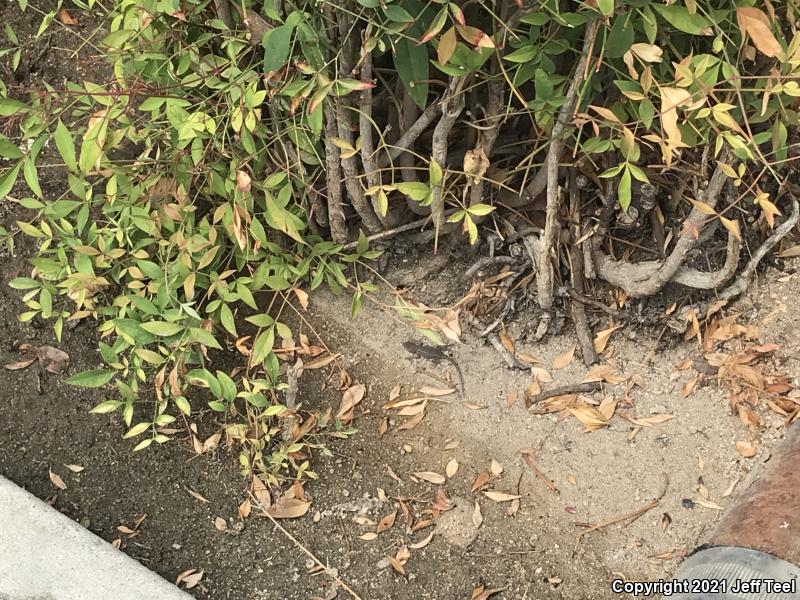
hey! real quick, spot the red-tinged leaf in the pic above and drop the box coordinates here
[471,471,491,492]
[437,27,457,64]
[456,24,494,48]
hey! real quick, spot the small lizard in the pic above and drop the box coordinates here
[402,341,465,398]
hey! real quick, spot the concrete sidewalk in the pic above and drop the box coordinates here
[0,475,193,600]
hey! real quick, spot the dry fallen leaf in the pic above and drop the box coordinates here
[337,383,366,422]
[418,386,456,396]
[567,475,577,486]
[506,390,518,409]
[483,491,521,502]
[471,471,491,492]
[414,471,446,485]
[499,328,515,354]
[593,325,621,353]
[64,464,84,473]
[238,499,252,519]
[264,497,311,519]
[446,458,459,479]
[386,555,406,575]
[251,474,271,507]
[695,499,724,511]
[58,7,79,25]
[736,7,782,57]
[376,510,397,534]
[176,569,204,589]
[490,459,503,476]
[409,530,434,549]
[359,532,378,541]
[736,441,757,458]
[214,516,228,531]
[553,345,576,369]
[472,501,483,529]
[186,487,210,503]
[661,512,672,531]
[49,470,66,490]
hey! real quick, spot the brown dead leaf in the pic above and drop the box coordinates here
[483,491,521,502]
[264,497,311,519]
[409,530,434,549]
[214,516,228,531]
[376,510,397,533]
[593,325,621,354]
[292,287,309,310]
[506,498,520,517]
[490,459,503,476]
[698,477,709,500]
[472,585,502,600]
[736,7,782,57]
[176,569,204,589]
[530,366,553,383]
[471,471,491,493]
[569,404,609,431]
[398,410,426,430]
[736,441,757,458]
[337,383,366,421]
[553,345,576,369]
[360,532,378,541]
[472,501,483,529]
[506,391,518,409]
[446,458,459,479]
[4,358,35,370]
[49,469,66,490]
[202,433,221,453]
[378,417,389,437]
[304,354,338,370]
[499,328,515,354]
[64,464,84,473]
[418,386,456,396]
[238,499,252,519]
[661,512,672,531]
[414,471,446,485]
[186,487,210,503]
[58,7,78,25]
[681,377,698,398]
[251,474,271,507]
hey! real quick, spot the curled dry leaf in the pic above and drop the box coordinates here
[483,491,520,502]
[661,512,672,531]
[202,433,221,453]
[238,499,252,519]
[49,470,67,490]
[58,7,79,25]
[552,345,576,369]
[736,441,757,458]
[446,458,459,479]
[472,501,483,529]
[414,471,446,485]
[176,569,204,589]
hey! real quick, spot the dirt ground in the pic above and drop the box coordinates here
[2,4,800,600]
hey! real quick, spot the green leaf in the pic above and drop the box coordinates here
[263,22,297,74]
[652,4,712,35]
[394,37,429,109]
[220,303,237,336]
[0,163,22,199]
[54,120,77,172]
[66,369,115,388]
[384,5,414,22]
[396,181,430,201]
[79,113,108,174]
[246,313,275,327]
[251,327,275,365]
[134,348,166,365]
[192,328,222,350]
[216,371,237,402]
[597,0,614,17]
[140,321,184,337]
[186,368,222,398]
[606,14,635,59]
[22,158,42,198]
[0,134,22,159]
[174,396,191,415]
[618,166,632,211]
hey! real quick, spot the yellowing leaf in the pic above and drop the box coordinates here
[660,87,692,144]
[630,43,663,63]
[690,199,717,215]
[720,216,741,241]
[736,7,782,58]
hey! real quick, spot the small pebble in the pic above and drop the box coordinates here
[682,498,695,509]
